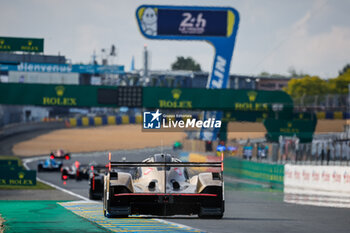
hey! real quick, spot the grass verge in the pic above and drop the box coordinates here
[0,181,53,190]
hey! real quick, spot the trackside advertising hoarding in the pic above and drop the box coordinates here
[0,83,118,107]
[0,62,125,74]
[142,87,293,111]
[0,36,44,53]
[284,164,350,196]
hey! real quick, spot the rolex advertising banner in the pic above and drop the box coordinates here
[222,111,316,123]
[0,83,118,108]
[0,168,36,186]
[264,118,317,143]
[0,159,19,169]
[0,36,44,53]
[0,84,294,113]
[143,87,293,111]
[0,159,36,186]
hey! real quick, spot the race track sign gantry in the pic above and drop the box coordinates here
[142,87,293,112]
[135,5,240,141]
[0,83,122,108]
[0,83,293,112]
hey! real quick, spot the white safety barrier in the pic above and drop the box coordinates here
[284,164,350,207]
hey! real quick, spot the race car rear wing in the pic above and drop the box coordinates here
[109,161,222,168]
[107,152,224,172]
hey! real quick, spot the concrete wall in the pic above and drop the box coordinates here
[0,121,65,141]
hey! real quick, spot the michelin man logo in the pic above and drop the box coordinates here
[140,7,158,36]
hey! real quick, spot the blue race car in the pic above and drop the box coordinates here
[37,158,62,172]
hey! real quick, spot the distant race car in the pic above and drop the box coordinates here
[50,149,70,160]
[37,158,62,172]
[61,161,95,181]
[173,141,183,150]
[103,154,224,219]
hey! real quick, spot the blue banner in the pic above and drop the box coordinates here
[72,64,125,74]
[0,63,125,74]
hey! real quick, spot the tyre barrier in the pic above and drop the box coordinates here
[316,111,350,119]
[66,115,142,127]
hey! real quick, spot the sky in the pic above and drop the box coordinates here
[1,0,350,78]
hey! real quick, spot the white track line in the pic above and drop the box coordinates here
[23,157,90,201]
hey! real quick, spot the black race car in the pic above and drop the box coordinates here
[89,165,108,200]
[61,161,95,181]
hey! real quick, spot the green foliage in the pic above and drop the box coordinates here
[171,56,201,71]
[283,76,330,98]
[287,67,308,78]
[259,71,285,78]
[329,69,350,94]
[259,71,270,77]
[284,65,350,98]
[339,64,350,75]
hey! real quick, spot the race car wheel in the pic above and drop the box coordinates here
[37,164,43,172]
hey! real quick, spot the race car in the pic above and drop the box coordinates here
[103,153,224,218]
[50,149,70,160]
[37,158,62,172]
[61,161,96,181]
[173,141,183,150]
[89,158,137,200]
[89,165,108,200]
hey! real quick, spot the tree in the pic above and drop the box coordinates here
[287,67,308,78]
[259,71,270,77]
[283,75,331,107]
[171,56,201,71]
[329,69,350,94]
[283,75,330,99]
[339,64,350,76]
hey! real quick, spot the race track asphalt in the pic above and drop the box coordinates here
[26,148,350,233]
